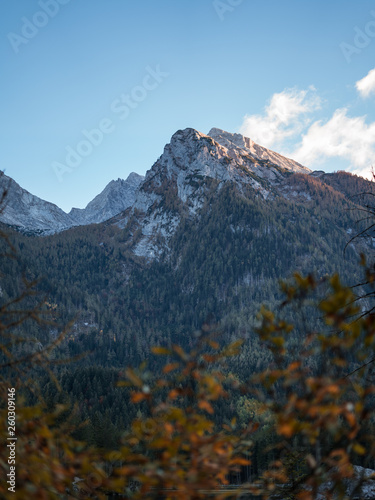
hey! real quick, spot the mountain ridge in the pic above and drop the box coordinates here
[0,171,143,235]
[68,172,144,226]
[0,127,366,244]
[208,127,310,174]
[108,127,319,259]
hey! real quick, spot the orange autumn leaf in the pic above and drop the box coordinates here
[198,400,214,414]
[168,389,180,400]
[151,346,171,355]
[278,422,295,438]
[163,362,180,374]
[131,392,146,403]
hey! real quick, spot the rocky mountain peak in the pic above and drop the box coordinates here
[126,172,144,185]
[69,172,144,226]
[138,127,257,198]
[115,126,314,259]
[208,127,253,150]
[0,126,315,246]
[207,127,310,174]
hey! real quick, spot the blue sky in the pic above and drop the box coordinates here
[1,0,375,212]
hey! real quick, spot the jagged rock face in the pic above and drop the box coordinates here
[208,127,310,174]
[0,173,77,235]
[0,172,143,235]
[69,172,144,225]
[114,127,312,259]
[0,127,314,245]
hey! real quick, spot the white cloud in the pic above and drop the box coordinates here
[290,109,375,177]
[239,87,321,148]
[356,68,375,98]
[239,86,375,179]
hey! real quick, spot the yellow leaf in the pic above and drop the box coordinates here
[125,368,143,387]
[271,336,285,347]
[353,443,366,455]
[151,346,171,355]
[173,345,187,359]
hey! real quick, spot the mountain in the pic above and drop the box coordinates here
[0,128,312,239]
[3,127,375,353]
[108,128,320,259]
[3,125,375,449]
[0,172,143,235]
[4,128,375,484]
[0,173,77,235]
[69,173,144,226]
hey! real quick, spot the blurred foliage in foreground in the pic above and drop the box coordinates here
[2,237,375,498]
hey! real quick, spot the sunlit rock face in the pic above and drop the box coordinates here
[112,127,313,259]
[0,126,321,254]
[208,127,310,174]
